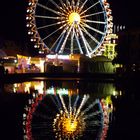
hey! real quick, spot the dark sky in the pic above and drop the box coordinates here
[109,0,140,28]
[0,0,27,41]
[0,0,139,42]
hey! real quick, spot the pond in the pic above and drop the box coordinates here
[0,78,139,140]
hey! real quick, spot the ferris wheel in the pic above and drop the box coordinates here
[26,0,113,58]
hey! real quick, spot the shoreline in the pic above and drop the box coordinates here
[1,71,139,84]
[1,72,116,83]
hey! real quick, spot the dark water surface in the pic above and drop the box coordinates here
[0,77,140,140]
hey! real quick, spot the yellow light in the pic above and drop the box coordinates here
[65,118,78,132]
[68,12,80,24]
[53,112,85,139]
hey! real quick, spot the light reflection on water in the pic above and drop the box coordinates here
[2,80,121,140]
[4,80,120,97]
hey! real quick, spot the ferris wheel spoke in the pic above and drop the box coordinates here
[54,95,63,111]
[33,111,52,120]
[59,0,68,12]
[68,95,72,115]
[35,15,65,20]
[74,31,84,54]
[80,99,100,117]
[86,121,102,127]
[59,24,74,53]
[71,0,75,5]
[83,19,107,25]
[58,94,69,116]
[71,0,76,11]
[83,22,105,35]
[58,0,64,9]
[52,26,68,52]
[37,3,62,16]
[73,95,80,109]
[83,111,102,120]
[77,25,91,57]
[48,0,65,14]
[74,94,89,119]
[37,21,66,30]
[66,0,70,7]
[81,33,93,52]
[79,26,93,52]
[81,11,105,18]
[80,25,100,45]
[76,0,80,8]
[80,1,100,15]
[78,0,88,13]
[54,34,65,52]
[70,28,75,54]
[85,39,93,52]
[42,23,67,41]
[72,95,79,116]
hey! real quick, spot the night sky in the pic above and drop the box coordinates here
[0,0,139,42]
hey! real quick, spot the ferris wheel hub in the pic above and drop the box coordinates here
[68,12,80,25]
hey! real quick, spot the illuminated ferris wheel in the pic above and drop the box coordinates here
[26,0,113,57]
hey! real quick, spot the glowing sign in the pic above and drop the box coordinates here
[46,55,70,60]
[46,87,68,95]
